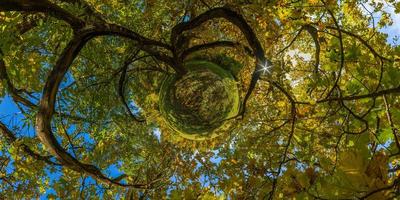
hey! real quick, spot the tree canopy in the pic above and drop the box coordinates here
[0,0,400,199]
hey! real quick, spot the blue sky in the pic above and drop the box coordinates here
[361,0,400,45]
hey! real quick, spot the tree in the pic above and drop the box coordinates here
[0,0,399,199]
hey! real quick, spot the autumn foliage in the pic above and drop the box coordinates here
[0,0,400,199]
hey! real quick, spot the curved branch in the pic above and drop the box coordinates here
[118,51,146,123]
[0,23,92,123]
[303,24,320,73]
[1,0,193,75]
[35,29,152,188]
[99,23,171,50]
[96,24,180,73]
[275,24,320,73]
[0,0,84,30]
[2,2,172,187]
[1,50,93,122]
[181,40,253,59]
[0,121,59,166]
[172,7,270,116]
[0,0,174,65]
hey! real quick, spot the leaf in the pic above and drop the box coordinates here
[378,128,394,143]
[396,2,400,13]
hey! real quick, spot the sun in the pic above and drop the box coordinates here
[258,61,272,75]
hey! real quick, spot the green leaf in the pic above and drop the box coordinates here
[378,128,394,143]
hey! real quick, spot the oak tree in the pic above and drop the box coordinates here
[0,0,400,199]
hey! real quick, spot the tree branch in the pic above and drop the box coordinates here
[172,7,270,116]
[325,26,397,62]
[35,27,160,188]
[0,121,59,166]
[2,1,172,187]
[59,0,105,22]
[0,0,175,68]
[181,40,253,59]
[316,85,400,103]
[0,56,37,108]
[303,24,321,73]
[324,5,345,99]
[275,27,304,55]
[118,50,146,123]
[268,82,297,199]
[383,95,400,150]
[358,178,399,199]
[0,0,85,30]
